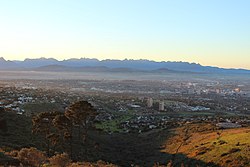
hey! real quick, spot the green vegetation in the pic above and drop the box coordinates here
[95,114,132,133]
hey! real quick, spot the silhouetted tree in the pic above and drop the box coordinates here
[53,114,74,157]
[31,101,98,159]
[32,111,61,156]
[0,107,8,133]
[65,101,97,142]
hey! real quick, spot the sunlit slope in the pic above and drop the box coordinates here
[162,127,250,167]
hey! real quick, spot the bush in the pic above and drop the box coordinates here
[153,161,173,167]
[228,148,241,154]
[17,147,46,167]
[68,160,118,167]
[218,140,227,145]
[49,153,71,167]
[5,150,19,157]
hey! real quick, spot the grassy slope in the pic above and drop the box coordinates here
[163,126,250,167]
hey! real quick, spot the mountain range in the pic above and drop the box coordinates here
[0,57,249,74]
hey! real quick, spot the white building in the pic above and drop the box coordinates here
[159,101,164,111]
[147,98,153,108]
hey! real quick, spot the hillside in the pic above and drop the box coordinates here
[162,125,250,167]
[0,110,214,166]
[2,109,250,166]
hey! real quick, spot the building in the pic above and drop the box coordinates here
[196,89,201,95]
[234,88,241,93]
[188,89,195,94]
[159,101,164,111]
[147,98,153,108]
[216,89,221,94]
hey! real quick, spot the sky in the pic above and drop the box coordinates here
[0,0,249,69]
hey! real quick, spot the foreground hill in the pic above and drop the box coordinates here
[0,110,210,166]
[2,109,250,166]
[162,125,250,167]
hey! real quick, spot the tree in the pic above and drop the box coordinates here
[53,114,74,157]
[65,101,97,142]
[0,107,7,133]
[31,101,98,159]
[53,114,72,140]
[32,111,61,156]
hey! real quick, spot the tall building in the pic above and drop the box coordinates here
[159,101,164,111]
[147,98,153,108]
[216,89,221,94]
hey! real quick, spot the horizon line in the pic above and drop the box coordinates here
[1,56,249,71]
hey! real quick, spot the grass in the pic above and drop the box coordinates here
[162,126,250,167]
[201,129,250,166]
[95,114,133,133]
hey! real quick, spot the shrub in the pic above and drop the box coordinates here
[228,148,241,154]
[218,140,227,145]
[17,147,46,167]
[68,160,118,167]
[5,150,19,157]
[49,153,71,167]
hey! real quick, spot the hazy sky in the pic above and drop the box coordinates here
[0,0,249,69]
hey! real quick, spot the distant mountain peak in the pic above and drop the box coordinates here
[0,57,6,61]
[24,57,58,61]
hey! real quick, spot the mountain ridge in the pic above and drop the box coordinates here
[0,57,249,74]
[30,64,191,74]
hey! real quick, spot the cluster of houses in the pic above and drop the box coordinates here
[0,80,249,135]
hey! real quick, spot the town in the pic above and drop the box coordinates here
[1,77,249,133]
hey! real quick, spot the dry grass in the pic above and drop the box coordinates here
[162,126,250,167]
